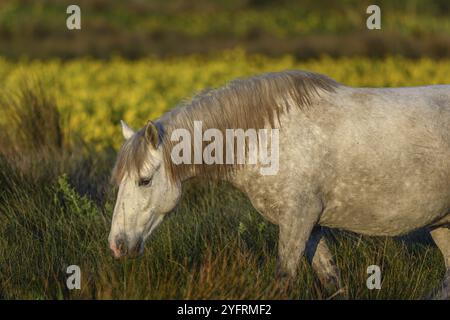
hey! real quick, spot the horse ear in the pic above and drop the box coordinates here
[144,120,159,149]
[121,120,135,140]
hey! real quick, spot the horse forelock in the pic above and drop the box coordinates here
[111,129,150,185]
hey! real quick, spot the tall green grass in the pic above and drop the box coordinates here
[0,84,445,299]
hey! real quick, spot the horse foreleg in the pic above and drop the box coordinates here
[429,226,450,300]
[276,199,322,279]
[305,227,343,294]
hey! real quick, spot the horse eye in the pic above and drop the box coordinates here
[138,177,152,187]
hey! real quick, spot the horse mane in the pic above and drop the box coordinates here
[112,70,339,184]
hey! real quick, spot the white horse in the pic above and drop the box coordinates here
[108,71,450,299]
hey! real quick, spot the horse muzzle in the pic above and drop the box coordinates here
[109,233,144,259]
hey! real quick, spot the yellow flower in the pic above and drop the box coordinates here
[1,51,450,150]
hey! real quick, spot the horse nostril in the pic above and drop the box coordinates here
[115,238,128,256]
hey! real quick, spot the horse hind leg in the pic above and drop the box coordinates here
[306,227,344,296]
[429,226,450,300]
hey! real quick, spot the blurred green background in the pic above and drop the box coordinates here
[1,0,450,59]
